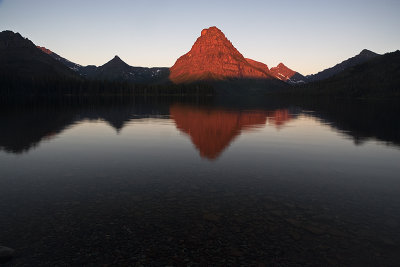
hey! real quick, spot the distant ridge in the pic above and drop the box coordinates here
[79,55,170,84]
[270,63,306,84]
[36,45,169,84]
[307,49,380,82]
[291,50,400,97]
[0,31,79,80]
[37,45,82,71]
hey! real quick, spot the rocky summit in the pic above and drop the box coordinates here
[270,63,297,81]
[169,26,275,84]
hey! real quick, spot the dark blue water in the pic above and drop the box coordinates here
[0,98,399,265]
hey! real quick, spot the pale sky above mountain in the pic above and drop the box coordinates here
[0,0,399,75]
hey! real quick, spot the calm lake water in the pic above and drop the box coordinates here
[0,98,399,266]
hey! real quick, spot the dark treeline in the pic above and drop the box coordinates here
[0,73,215,98]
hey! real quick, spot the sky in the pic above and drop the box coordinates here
[0,0,399,75]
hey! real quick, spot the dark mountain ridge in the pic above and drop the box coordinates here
[284,50,400,97]
[37,46,82,72]
[306,49,380,82]
[79,55,170,84]
[0,31,79,81]
[36,45,170,84]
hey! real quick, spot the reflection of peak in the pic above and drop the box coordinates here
[0,109,76,154]
[267,109,292,128]
[170,105,268,160]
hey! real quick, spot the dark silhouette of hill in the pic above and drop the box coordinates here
[294,51,400,97]
[0,31,80,91]
[79,55,170,84]
[307,49,380,82]
[37,46,82,71]
[37,46,170,84]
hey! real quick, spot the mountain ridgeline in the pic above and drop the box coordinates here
[0,31,79,81]
[306,49,380,82]
[0,28,399,98]
[289,50,400,97]
[0,31,212,97]
[37,46,170,84]
[80,56,169,84]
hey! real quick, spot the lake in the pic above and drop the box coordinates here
[0,97,399,265]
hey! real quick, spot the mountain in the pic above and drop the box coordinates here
[307,49,380,82]
[294,50,400,97]
[80,56,170,84]
[36,45,170,84]
[37,46,82,72]
[169,26,277,84]
[0,31,79,81]
[270,63,306,84]
[80,55,133,81]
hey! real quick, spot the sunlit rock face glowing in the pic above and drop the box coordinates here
[37,46,53,55]
[169,27,275,84]
[270,63,297,81]
[170,105,292,160]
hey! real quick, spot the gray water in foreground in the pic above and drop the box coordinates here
[0,98,399,266]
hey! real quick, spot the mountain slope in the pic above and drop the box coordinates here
[37,46,82,72]
[170,27,276,84]
[0,31,79,81]
[307,49,380,82]
[36,45,170,84]
[296,51,400,97]
[82,55,134,81]
[81,56,170,84]
[270,63,306,83]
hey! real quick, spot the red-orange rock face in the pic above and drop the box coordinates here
[245,58,270,73]
[169,27,274,84]
[270,63,297,81]
[37,46,53,55]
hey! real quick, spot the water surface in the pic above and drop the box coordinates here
[0,98,399,265]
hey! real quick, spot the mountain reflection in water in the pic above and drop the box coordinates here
[1,98,400,266]
[0,99,399,157]
[171,104,292,159]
